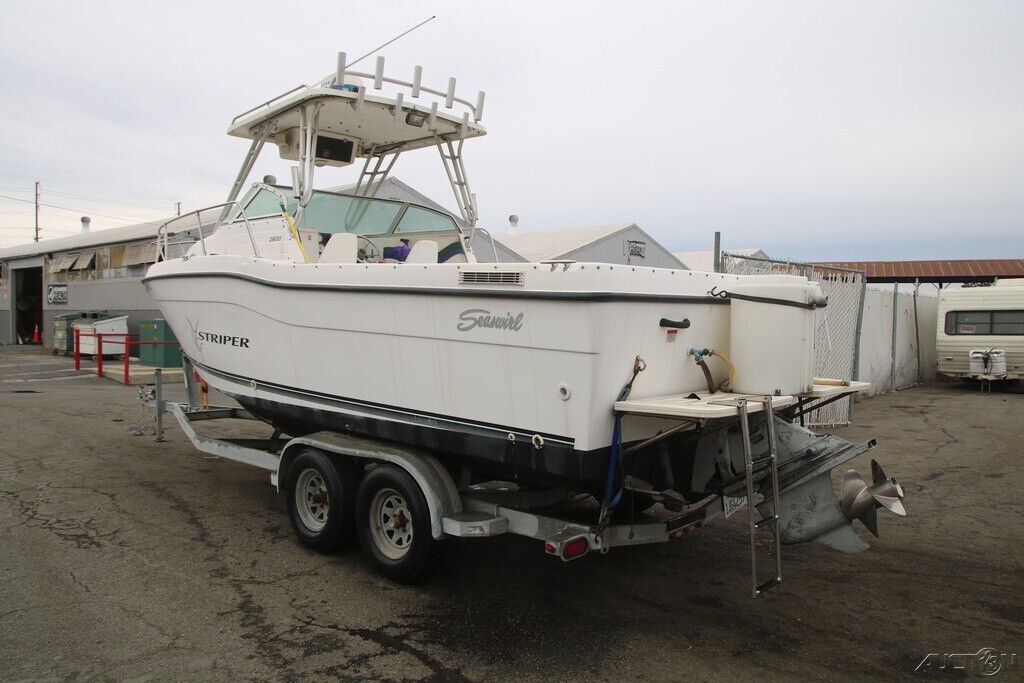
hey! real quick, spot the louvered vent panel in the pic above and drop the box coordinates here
[458,271,524,286]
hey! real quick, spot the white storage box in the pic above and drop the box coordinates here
[73,315,129,356]
[728,275,822,396]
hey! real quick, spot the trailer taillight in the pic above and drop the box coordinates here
[562,537,589,559]
[545,535,590,561]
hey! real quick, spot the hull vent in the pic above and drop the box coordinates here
[458,271,524,286]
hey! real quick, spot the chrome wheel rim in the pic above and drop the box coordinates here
[369,488,412,560]
[296,468,329,532]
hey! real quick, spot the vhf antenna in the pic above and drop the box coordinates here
[347,15,436,70]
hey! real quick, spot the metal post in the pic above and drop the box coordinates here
[74,327,80,370]
[849,273,867,421]
[890,283,898,392]
[97,334,103,378]
[34,181,40,242]
[713,231,721,273]
[123,337,131,386]
[913,278,921,385]
[154,368,164,442]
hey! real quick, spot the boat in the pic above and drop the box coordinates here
[144,52,906,565]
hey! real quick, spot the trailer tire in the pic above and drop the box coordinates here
[356,465,435,584]
[285,449,355,553]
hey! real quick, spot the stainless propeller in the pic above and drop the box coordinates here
[840,459,907,537]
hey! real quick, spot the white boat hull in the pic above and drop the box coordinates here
[145,257,760,486]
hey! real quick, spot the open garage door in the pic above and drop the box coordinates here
[13,266,43,344]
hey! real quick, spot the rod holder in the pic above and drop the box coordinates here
[445,77,456,108]
[412,65,422,97]
[374,56,385,89]
[475,91,486,121]
[393,92,404,122]
[428,101,438,129]
[355,85,365,113]
[335,51,346,86]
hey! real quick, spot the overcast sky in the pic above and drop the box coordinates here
[0,1,1021,261]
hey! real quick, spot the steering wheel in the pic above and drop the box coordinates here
[357,236,381,263]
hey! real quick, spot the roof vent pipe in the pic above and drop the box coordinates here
[80,216,91,234]
[508,214,518,235]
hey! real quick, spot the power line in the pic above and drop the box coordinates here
[0,192,162,222]
[0,186,175,211]
[44,189,172,211]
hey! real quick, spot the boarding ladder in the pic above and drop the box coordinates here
[737,397,783,596]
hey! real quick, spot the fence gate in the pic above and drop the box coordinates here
[720,252,866,426]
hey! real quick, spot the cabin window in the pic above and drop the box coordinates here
[299,193,404,236]
[393,206,458,234]
[945,310,1024,335]
[243,189,296,218]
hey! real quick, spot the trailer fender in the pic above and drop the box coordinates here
[278,431,462,540]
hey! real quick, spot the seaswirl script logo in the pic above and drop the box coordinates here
[457,309,524,332]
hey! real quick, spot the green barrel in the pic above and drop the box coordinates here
[138,319,181,368]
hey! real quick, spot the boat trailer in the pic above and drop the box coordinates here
[143,366,905,591]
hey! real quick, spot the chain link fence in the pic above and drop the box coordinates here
[720,252,866,426]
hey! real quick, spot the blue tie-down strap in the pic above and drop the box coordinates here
[602,413,625,511]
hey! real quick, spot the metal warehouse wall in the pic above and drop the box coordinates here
[0,279,10,344]
[41,277,160,349]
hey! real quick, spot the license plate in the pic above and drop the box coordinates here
[723,495,747,518]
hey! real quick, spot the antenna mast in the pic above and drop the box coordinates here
[347,16,437,70]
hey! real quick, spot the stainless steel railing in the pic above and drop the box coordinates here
[157,201,259,261]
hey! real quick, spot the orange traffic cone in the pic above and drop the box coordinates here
[31,324,41,344]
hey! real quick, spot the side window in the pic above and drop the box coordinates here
[244,189,291,218]
[945,310,1024,335]
[993,311,1024,335]
[393,206,458,234]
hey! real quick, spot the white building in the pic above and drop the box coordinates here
[496,223,685,268]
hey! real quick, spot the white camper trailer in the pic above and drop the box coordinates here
[937,279,1024,381]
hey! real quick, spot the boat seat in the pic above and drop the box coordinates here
[406,240,438,264]
[319,233,358,263]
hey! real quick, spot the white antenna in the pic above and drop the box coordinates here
[346,16,436,71]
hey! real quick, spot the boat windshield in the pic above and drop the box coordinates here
[237,187,460,237]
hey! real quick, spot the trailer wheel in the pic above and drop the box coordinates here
[356,465,434,583]
[285,449,355,553]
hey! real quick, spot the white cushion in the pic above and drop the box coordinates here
[319,233,358,263]
[406,240,438,264]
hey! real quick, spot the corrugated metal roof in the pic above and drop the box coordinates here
[493,224,635,262]
[0,220,165,260]
[812,259,1024,283]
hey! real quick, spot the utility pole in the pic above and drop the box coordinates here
[34,181,40,242]
[175,201,181,216]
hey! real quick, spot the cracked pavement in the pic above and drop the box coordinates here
[0,345,1021,680]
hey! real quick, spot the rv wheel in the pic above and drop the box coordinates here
[356,465,434,583]
[285,449,355,552]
